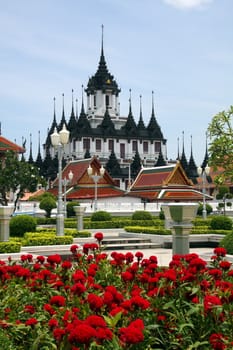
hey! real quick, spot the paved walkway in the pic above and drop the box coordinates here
[0,228,224,266]
[85,229,216,266]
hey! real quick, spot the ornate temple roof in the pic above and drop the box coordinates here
[127,162,211,202]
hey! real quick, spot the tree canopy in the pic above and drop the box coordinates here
[0,151,44,209]
[208,106,233,184]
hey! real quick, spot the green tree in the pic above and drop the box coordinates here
[39,196,57,218]
[208,106,233,183]
[0,151,44,210]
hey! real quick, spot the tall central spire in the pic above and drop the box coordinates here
[101,24,104,56]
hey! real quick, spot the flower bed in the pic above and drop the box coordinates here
[0,232,232,349]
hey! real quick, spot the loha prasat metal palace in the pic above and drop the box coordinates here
[26,28,208,192]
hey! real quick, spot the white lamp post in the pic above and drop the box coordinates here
[197,164,210,219]
[50,124,70,236]
[87,164,105,212]
[62,170,73,218]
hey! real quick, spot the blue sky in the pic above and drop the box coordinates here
[0,0,232,165]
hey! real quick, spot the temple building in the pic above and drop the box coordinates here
[43,28,167,189]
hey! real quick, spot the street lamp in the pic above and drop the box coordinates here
[197,164,210,219]
[62,170,73,218]
[87,164,105,212]
[50,124,70,236]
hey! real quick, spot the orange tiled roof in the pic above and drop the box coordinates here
[128,162,210,202]
[52,157,116,188]
[54,186,125,200]
[0,135,25,153]
[160,189,204,200]
[132,166,175,189]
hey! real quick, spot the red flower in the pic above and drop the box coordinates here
[49,295,66,307]
[209,333,227,350]
[87,293,103,311]
[43,303,56,315]
[47,254,62,265]
[125,252,134,263]
[131,295,150,310]
[68,323,97,344]
[21,254,33,262]
[162,268,177,281]
[36,255,45,263]
[214,247,227,257]
[94,232,104,242]
[15,267,30,279]
[219,260,231,270]
[53,327,66,341]
[61,260,72,270]
[189,258,207,270]
[135,251,144,261]
[119,320,144,344]
[96,326,113,341]
[72,270,86,283]
[25,317,38,326]
[71,283,86,296]
[204,295,222,312]
[70,244,79,254]
[121,271,134,282]
[24,305,36,314]
[48,318,59,328]
[85,315,107,328]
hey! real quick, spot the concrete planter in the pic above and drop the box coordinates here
[0,206,14,241]
[161,203,198,255]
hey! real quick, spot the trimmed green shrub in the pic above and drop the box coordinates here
[39,196,57,218]
[192,218,212,227]
[220,232,233,254]
[91,211,112,222]
[132,210,153,221]
[67,201,80,218]
[0,241,21,253]
[124,226,171,235]
[197,203,213,216]
[210,215,232,230]
[10,215,37,237]
[24,233,73,246]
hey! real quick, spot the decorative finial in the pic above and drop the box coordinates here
[140,95,142,117]
[152,90,155,116]
[75,98,78,119]
[101,24,104,52]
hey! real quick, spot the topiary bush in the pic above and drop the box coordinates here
[132,210,152,221]
[220,232,233,254]
[197,203,213,216]
[91,210,112,222]
[210,215,232,231]
[39,196,57,218]
[10,215,37,237]
[67,201,80,218]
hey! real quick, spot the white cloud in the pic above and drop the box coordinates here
[163,0,213,10]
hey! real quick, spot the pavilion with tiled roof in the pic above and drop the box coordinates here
[49,156,125,202]
[127,161,212,202]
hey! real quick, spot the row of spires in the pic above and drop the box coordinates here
[42,88,164,148]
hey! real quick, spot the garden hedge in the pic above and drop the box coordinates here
[0,241,21,253]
